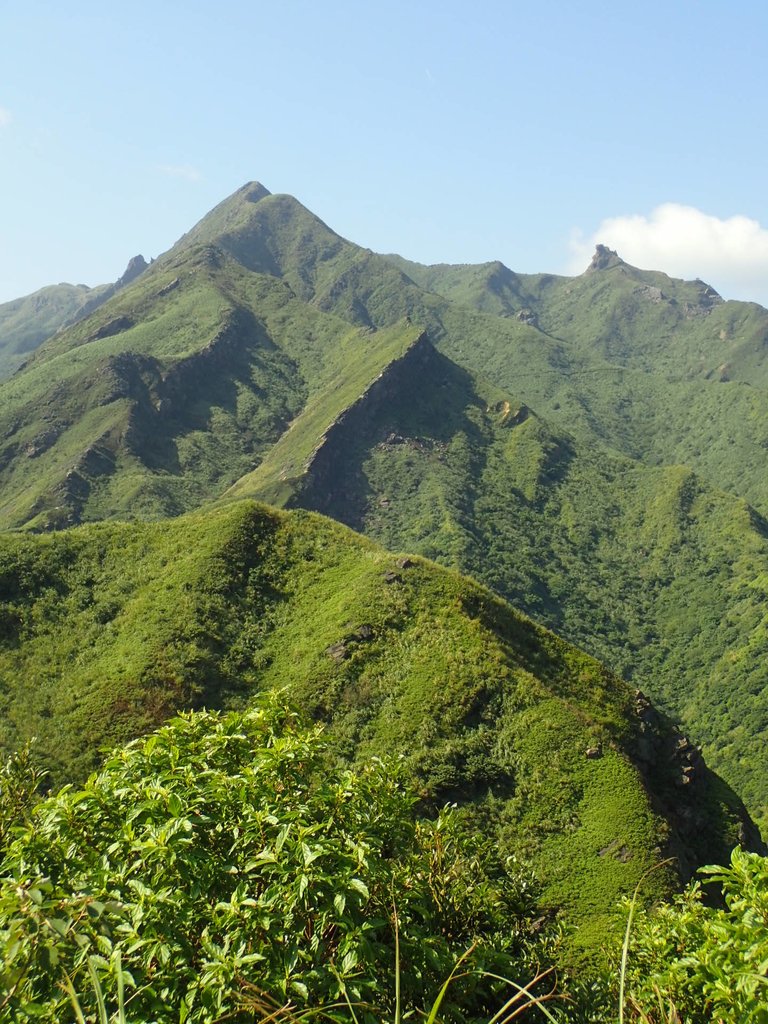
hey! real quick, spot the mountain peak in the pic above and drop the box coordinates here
[116,254,149,289]
[587,243,625,271]
[235,181,272,204]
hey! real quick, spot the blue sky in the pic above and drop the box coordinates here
[2,0,768,303]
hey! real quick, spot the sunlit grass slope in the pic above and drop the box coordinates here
[226,330,768,833]
[0,500,755,956]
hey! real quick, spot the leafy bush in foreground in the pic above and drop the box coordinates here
[0,694,544,1023]
[625,848,768,1023]
[0,742,46,855]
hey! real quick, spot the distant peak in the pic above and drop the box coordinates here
[235,181,272,204]
[116,254,149,289]
[587,244,624,271]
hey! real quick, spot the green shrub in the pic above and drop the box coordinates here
[625,848,768,1023]
[0,742,46,855]
[0,693,544,1023]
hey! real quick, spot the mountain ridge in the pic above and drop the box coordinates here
[0,254,149,381]
[2,180,768,835]
[0,498,760,958]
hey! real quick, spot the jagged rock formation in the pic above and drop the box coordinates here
[588,243,625,271]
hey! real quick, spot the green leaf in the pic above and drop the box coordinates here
[341,949,358,973]
[349,878,369,900]
[291,979,309,1000]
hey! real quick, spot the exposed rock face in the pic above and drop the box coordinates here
[695,279,722,306]
[587,244,624,272]
[90,315,135,341]
[24,425,65,458]
[69,256,151,327]
[637,285,665,304]
[157,278,180,297]
[684,280,723,318]
[293,331,434,513]
[630,689,766,876]
[155,307,262,417]
[116,255,149,289]
[325,624,375,662]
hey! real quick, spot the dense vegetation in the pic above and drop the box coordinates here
[3,499,751,961]
[625,848,768,1022]
[1,698,766,1023]
[0,697,551,1023]
[1,181,768,1018]
[231,334,768,831]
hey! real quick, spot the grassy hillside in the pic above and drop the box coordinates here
[0,227,420,530]
[0,499,757,958]
[3,180,768,835]
[387,250,768,515]
[0,257,148,382]
[0,282,105,380]
[224,334,768,832]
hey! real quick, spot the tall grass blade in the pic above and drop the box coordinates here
[482,968,560,1024]
[618,893,636,1024]
[619,858,675,1024]
[424,944,476,1024]
[115,949,126,1024]
[393,899,401,1024]
[62,969,88,1024]
[87,956,109,1024]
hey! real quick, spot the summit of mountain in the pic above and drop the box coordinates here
[587,243,626,272]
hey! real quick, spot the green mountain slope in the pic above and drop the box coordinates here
[0,283,102,380]
[387,247,768,514]
[0,218,422,529]
[3,181,768,832]
[0,499,758,956]
[0,256,148,382]
[225,333,768,831]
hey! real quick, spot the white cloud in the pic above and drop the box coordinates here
[0,107,12,128]
[568,203,768,306]
[157,163,203,183]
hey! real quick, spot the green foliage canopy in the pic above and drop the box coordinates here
[0,695,541,1024]
[626,848,768,1023]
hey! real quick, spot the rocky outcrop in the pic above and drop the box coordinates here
[115,255,149,290]
[325,623,376,662]
[90,315,135,341]
[67,256,150,328]
[24,423,66,459]
[92,351,161,407]
[587,244,625,272]
[684,280,723,318]
[630,689,765,876]
[637,285,665,304]
[155,307,263,417]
